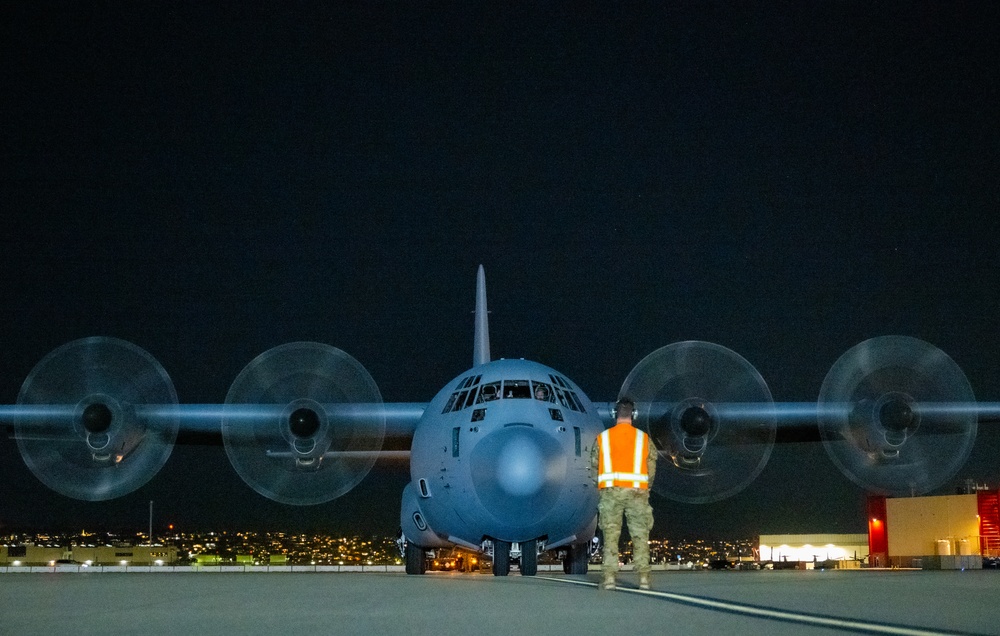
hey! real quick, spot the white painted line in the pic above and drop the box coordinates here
[538,577,970,636]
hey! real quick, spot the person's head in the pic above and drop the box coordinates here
[615,397,636,423]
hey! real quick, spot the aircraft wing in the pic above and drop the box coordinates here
[1,400,427,505]
[4,323,999,510]
[2,403,427,434]
[599,336,995,504]
[0,335,431,505]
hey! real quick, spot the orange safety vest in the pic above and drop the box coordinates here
[596,423,650,489]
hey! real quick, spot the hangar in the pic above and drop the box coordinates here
[758,534,868,568]
[867,489,999,569]
[0,543,177,567]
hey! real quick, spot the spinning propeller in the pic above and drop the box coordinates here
[222,342,386,505]
[619,341,776,504]
[3,333,989,506]
[14,337,178,501]
[818,336,977,496]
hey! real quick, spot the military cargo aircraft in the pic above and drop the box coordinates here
[1,266,995,575]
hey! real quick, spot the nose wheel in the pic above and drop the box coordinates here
[492,540,510,576]
[520,539,538,576]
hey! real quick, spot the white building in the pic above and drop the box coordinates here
[759,534,868,568]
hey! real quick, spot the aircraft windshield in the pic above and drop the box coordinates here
[441,374,585,414]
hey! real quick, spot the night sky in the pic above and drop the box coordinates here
[2,2,998,539]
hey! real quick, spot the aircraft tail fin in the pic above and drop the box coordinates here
[473,265,491,366]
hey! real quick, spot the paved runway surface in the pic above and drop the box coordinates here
[1,569,997,635]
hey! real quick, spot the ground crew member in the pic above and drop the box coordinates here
[592,397,657,590]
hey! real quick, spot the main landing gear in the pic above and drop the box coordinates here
[405,542,426,575]
[491,539,540,576]
[562,543,589,574]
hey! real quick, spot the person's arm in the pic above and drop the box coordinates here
[646,437,657,486]
[590,440,599,485]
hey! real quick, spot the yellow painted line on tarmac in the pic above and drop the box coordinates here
[537,577,976,636]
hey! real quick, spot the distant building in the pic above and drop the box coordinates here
[0,544,68,566]
[867,491,998,570]
[758,534,868,568]
[1,544,177,566]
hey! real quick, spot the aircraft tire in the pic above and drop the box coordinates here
[405,543,426,575]
[492,540,510,576]
[563,543,589,575]
[520,539,537,576]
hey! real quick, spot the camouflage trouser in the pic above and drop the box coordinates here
[598,487,653,575]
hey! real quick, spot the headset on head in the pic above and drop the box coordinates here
[612,397,638,421]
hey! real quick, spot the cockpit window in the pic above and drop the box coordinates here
[553,386,580,412]
[553,386,569,408]
[463,386,479,409]
[446,377,579,413]
[532,381,553,402]
[477,382,500,403]
[442,393,460,413]
[503,380,531,399]
[443,376,488,412]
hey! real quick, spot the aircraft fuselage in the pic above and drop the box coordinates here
[401,358,602,553]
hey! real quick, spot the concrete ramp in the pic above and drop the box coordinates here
[1,570,996,635]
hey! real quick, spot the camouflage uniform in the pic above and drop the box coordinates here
[591,436,657,576]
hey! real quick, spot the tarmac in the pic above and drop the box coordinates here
[1,568,998,635]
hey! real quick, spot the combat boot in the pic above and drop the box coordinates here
[602,571,616,590]
[639,572,651,590]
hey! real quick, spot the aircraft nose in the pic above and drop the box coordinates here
[470,425,567,527]
[496,436,545,496]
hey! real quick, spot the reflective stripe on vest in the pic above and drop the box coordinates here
[597,424,649,489]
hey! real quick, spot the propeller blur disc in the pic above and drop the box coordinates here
[619,341,775,504]
[819,336,976,496]
[15,337,178,501]
[222,342,385,505]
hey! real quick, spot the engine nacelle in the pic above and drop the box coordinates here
[14,337,178,501]
[818,336,977,496]
[222,342,385,505]
[620,341,776,504]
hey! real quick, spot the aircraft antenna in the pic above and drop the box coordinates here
[473,265,491,366]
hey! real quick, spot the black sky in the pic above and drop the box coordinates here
[1,2,999,538]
